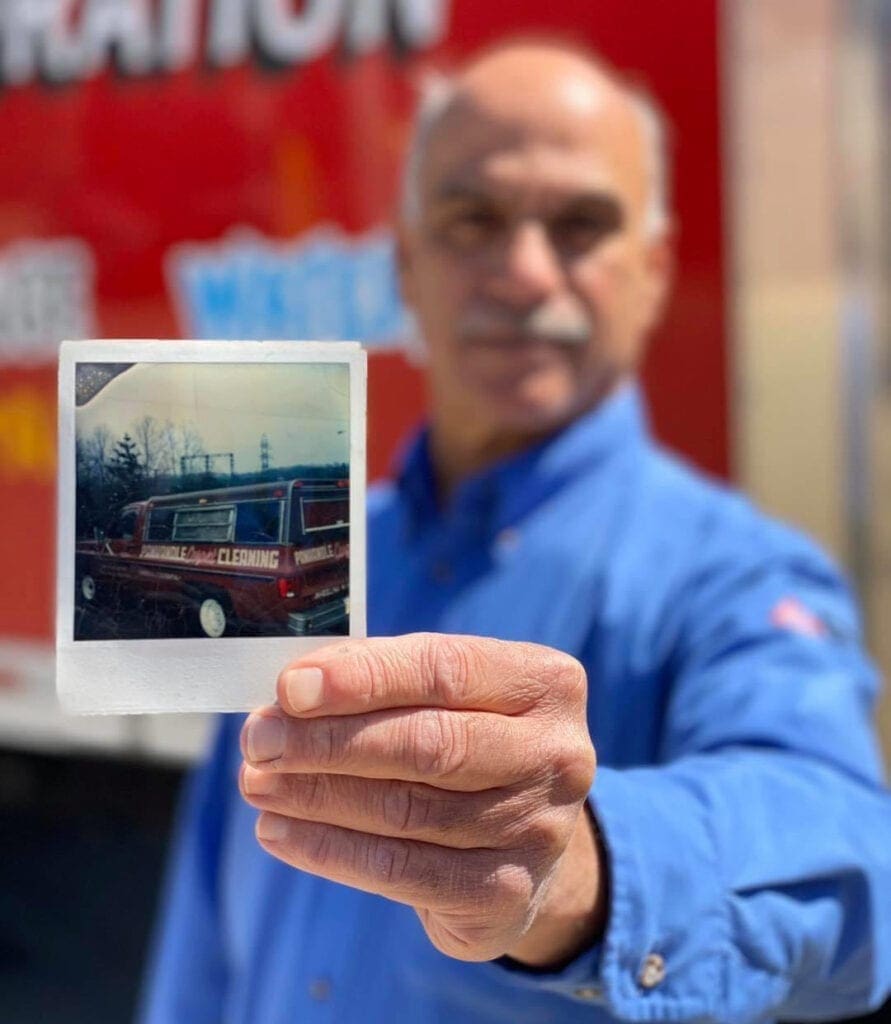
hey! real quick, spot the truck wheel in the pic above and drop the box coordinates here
[197,596,228,638]
[81,575,97,602]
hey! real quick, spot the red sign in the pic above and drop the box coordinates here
[0,0,726,649]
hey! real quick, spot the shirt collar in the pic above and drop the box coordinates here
[395,381,649,536]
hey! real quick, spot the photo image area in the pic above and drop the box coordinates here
[72,360,351,642]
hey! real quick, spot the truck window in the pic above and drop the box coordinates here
[146,508,175,541]
[234,500,283,544]
[106,509,138,541]
[300,496,349,534]
[172,506,234,543]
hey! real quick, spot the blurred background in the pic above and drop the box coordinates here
[0,1,889,1020]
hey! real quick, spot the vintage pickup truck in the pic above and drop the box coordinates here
[75,478,350,638]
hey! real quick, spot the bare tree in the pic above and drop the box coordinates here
[155,419,178,478]
[175,422,205,472]
[84,423,112,485]
[132,415,164,481]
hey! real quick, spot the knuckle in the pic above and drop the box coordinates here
[427,635,473,706]
[324,639,401,710]
[487,643,588,713]
[379,784,410,833]
[491,787,562,852]
[547,740,597,802]
[409,709,469,780]
[299,772,329,816]
[342,643,385,708]
[381,782,436,834]
[365,836,415,888]
[540,648,588,703]
[567,741,598,795]
[564,657,589,702]
[520,808,567,857]
[303,823,335,868]
[307,717,341,769]
[490,861,535,909]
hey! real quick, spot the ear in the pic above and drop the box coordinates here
[639,229,675,333]
[394,223,428,366]
[395,221,417,308]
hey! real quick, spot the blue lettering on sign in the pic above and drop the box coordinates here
[168,229,408,346]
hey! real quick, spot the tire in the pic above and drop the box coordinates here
[197,595,229,638]
[80,574,97,602]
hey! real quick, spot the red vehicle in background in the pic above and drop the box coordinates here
[75,478,350,638]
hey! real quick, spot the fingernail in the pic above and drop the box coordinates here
[246,715,285,763]
[257,812,290,843]
[242,765,277,796]
[283,666,325,712]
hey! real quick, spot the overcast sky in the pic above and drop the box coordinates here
[76,362,350,471]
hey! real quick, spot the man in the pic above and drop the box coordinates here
[141,41,891,1023]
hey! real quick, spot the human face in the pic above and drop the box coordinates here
[398,69,671,444]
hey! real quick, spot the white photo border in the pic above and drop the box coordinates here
[56,339,367,715]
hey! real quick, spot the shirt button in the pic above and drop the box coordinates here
[573,985,601,1000]
[638,953,666,989]
[308,977,331,1001]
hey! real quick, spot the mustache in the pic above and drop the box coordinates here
[456,303,592,347]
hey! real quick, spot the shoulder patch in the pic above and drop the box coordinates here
[770,596,829,638]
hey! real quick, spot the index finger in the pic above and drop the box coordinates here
[276,632,584,718]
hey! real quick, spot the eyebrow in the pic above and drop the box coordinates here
[429,182,625,228]
[429,183,499,207]
[557,193,625,228]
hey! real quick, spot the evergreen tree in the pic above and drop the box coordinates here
[109,433,144,504]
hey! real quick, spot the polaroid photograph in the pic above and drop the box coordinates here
[56,340,366,715]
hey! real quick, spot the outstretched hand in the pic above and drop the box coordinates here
[239,633,605,965]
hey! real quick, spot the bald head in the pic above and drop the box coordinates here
[401,41,670,236]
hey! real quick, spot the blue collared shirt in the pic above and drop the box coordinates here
[140,385,891,1023]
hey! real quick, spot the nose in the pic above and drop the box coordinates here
[489,220,562,306]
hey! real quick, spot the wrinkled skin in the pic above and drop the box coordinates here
[241,634,598,962]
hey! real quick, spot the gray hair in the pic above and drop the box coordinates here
[400,69,672,238]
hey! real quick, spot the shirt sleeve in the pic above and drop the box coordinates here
[598,527,891,1022]
[496,525,891,1022]
[137,715,241,1024]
